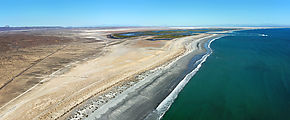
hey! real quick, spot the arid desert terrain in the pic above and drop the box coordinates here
[0,27,240,120]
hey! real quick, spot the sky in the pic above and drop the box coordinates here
[0,0,290,27]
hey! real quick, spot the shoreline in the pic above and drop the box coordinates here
[150,36,224,120]
[159,28,290,120]
[82,34,222,120]
[151,28,266,119]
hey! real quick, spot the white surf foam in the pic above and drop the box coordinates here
[152,36,223,120]
[260,34,268,37]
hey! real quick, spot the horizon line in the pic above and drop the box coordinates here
[1,25,290,28]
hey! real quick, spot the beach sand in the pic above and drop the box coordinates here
[0,27,215,120]
[83,34,221,120]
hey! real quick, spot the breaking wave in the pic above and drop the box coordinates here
[149,36,223,120]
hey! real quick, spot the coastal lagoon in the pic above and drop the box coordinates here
[163,28,290,120]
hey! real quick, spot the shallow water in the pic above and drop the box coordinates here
[118,29,236,37]
[162,28,290,120]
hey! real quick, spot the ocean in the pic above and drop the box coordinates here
[162,28,290,120]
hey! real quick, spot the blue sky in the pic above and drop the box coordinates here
[0,0,290,27]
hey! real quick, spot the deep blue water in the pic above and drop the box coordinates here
[162,28,290,120]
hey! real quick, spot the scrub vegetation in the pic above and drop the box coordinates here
[109,28,237,40]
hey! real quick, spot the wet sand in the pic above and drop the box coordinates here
[84,35,221,120]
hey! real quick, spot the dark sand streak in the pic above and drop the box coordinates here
[86,36,220,120]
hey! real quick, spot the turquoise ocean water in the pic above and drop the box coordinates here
[162,28,290,120]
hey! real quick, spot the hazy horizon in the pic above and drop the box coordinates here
[1,24,290,28]
[1,0,290,27]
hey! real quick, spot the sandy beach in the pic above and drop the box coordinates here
[84,35,221,120]
[0,27,219,120]
[66,32,223,120]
